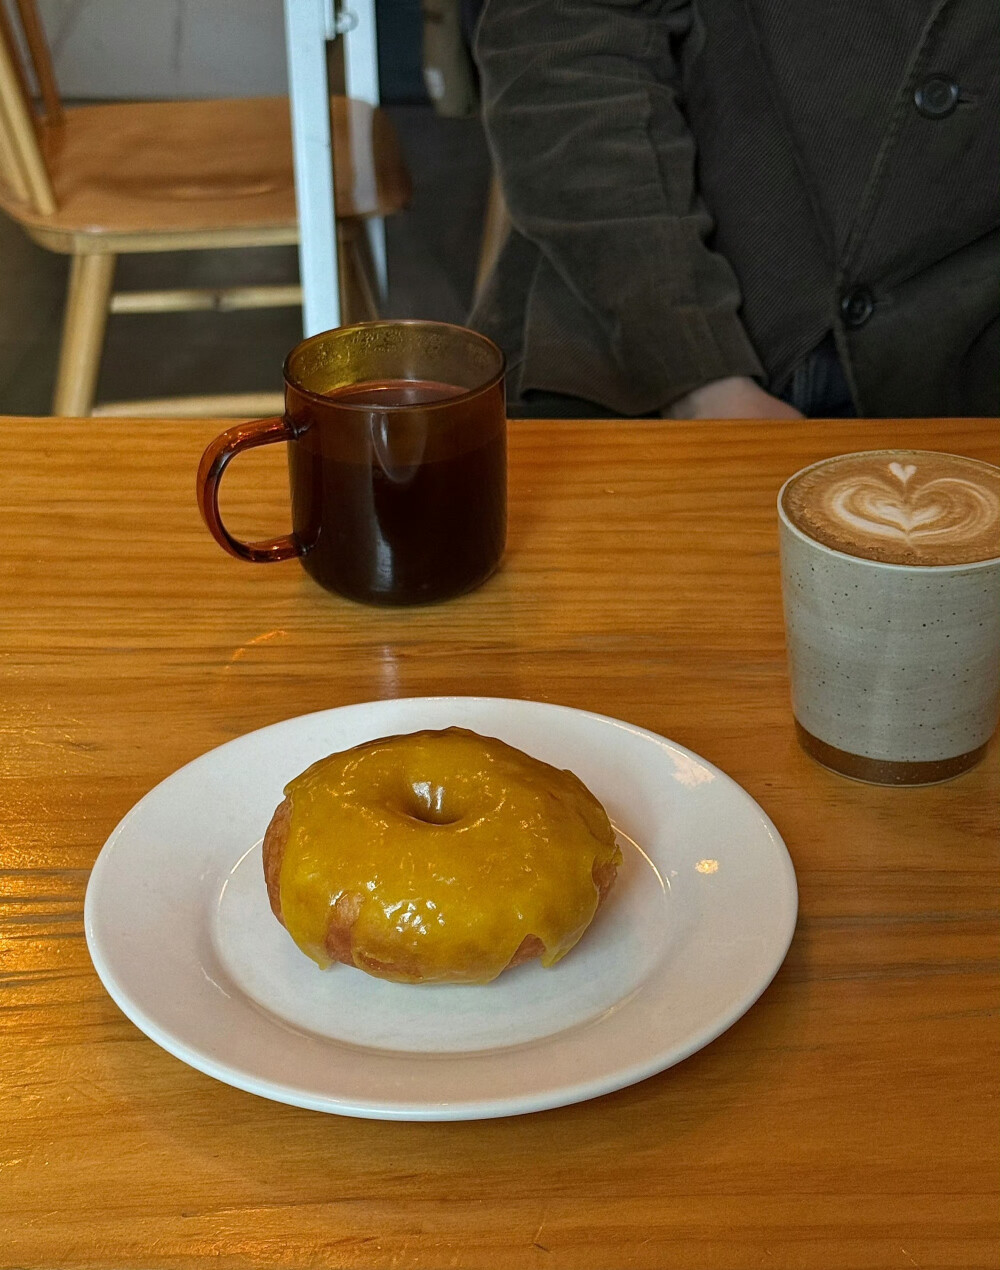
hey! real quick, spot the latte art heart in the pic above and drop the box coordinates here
[826,473,998,549]
[783,451,1000,565]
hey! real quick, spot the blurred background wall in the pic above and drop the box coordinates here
[35,0,428,102]
[36,0,291,99]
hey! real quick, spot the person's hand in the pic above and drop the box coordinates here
[665,376,802,420]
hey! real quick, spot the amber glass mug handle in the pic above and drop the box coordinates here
[197,416,302,562]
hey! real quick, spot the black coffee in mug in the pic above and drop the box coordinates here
[197,323,507,606]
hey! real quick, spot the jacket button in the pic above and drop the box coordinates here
[840,286,874,329]
[914,76,960,118]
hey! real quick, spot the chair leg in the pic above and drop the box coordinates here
[52,252,116,416]
[337,221,380,325]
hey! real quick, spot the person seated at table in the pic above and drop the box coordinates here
[468,0,999,420]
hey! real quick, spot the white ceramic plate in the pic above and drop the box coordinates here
[85,697,797,1121]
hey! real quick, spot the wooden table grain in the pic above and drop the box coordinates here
[1,415,997,1270]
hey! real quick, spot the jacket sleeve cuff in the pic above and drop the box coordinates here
[513,249,764,416]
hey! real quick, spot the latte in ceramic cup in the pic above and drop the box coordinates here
[778,450,1000,784]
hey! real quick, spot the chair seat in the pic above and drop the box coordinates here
[0,95,410,245]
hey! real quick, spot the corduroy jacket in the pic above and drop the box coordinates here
[470,0,999,416]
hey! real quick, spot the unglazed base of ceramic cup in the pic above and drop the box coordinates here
[795,721,989,786]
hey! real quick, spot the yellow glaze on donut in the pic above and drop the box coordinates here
[278,728,621,983]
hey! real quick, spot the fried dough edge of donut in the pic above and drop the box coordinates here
[261,793,618,982]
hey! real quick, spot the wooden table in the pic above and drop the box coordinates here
[2,415,997,1270]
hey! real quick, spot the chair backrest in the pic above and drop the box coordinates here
[0,0,58,213]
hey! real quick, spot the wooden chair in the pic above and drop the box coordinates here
[0,0,411,417]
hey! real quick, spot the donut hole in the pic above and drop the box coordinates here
[404,778,465,826]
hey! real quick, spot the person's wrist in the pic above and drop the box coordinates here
[665,377,755,418]
[664,376,802,420]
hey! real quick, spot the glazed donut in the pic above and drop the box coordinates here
[262,727,621,984]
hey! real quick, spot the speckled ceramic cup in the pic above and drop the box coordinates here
[778,450,1000,785]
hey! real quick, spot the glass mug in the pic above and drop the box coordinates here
[197,321,506,605]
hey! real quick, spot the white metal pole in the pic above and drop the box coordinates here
[283,0,341,335]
